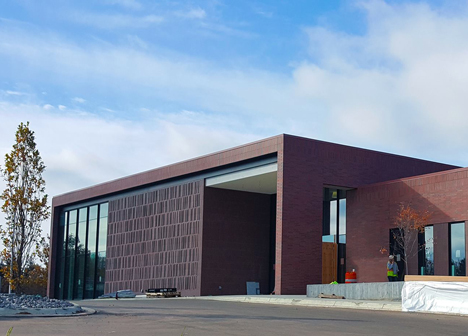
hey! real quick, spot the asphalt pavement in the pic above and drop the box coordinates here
[0,298,466,336]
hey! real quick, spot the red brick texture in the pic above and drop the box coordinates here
[275,135,458,294]
[201,187,272,295]
[347,167,468,283]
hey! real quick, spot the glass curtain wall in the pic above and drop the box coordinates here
[450,222,466,276]
[55,202,108,300]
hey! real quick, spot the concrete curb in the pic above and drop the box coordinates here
[0,303,96,318]
[187,296,402,312]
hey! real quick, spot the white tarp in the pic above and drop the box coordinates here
[402,282,468,315]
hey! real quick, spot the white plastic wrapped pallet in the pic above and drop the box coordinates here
[402,282,468,315]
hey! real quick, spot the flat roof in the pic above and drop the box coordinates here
[52,133,460,207]
[52,134,283,207]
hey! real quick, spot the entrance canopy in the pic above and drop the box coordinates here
[205,163,277,194]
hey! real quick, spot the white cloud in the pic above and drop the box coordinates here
[5,90,24,96]
[0,23,297,120]
[58,105,67,110]
[104,0,142,11]
[73,97,86,104]
[0,102,258,235]
[5,0,468,237]
[290,0,468,163]
[2,0,468,168]
[176,8,206,20]
[69,12,163,29]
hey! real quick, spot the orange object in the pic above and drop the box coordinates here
[345,269,357,283]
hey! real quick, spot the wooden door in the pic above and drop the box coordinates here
[322,242,338,284]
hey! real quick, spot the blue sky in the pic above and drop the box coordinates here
[2,0,468,235]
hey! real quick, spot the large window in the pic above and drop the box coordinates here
[419,226,434,275]
[55,202,108,300]
[322,188,347,283]
[322,188,346,244]
[450,222,466,276]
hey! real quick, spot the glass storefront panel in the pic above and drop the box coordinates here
[450,223,466,276]
[329,200,337,236]
[96,203,108,297]
[74,207,88,299]
[85,206,98,299]
[96,251,106,297]
[339,199,346,235]
[98,217,108,252]
[100,203,109,218]
[424,226,434,275]
[66,210,77,300]
[55,211,68,299]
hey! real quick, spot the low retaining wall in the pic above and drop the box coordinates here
[306,282,404,300]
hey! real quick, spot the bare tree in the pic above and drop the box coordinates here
[0,122,49,293]
[393,203,431,276]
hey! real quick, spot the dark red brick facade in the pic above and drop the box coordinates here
[347,167,468,282]
[276,135,458,294]
[201,187,272,295]
[48,134,461,298]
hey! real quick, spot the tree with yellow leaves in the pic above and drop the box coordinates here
[393,203,431,277]
[0,122,49,293]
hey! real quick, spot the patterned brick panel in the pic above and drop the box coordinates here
[347,167,468,282]
[106,180,203,296]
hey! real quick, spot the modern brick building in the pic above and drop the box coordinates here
[47,134,466,299]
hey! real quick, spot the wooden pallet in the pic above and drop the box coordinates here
[318,293,345,299]
[146,291,181,298]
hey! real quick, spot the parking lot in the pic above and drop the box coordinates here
[0,298,466,336]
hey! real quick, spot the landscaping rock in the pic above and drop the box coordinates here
[0,294,74,309]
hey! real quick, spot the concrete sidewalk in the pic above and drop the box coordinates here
[188,295,402,312]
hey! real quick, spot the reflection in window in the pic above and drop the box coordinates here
[74,208,88,299]
[322,188,346,243]
[55,202,108,300]
[424,226,434,275]
[330,200,337,236]
[55,212,68,299]
[96,203,108,297]
[450,223,466,276]
[66,210,77,299]
[85,205,98,299]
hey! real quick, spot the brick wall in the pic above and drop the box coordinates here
[347,167,468,282]
[276,135,459,294]
[201,187,272,295]
[106,180,203,296]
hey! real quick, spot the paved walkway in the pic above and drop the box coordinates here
[187,295,402,311]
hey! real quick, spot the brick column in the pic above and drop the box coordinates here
[47,207,60,298]
[433,223,449,276]
[465,221,468,276]
[275,138,323,295]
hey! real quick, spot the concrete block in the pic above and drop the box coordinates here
[306,282,404,300]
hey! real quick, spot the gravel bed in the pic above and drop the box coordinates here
[0,294,74,309]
